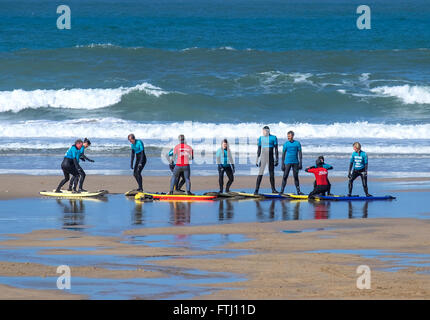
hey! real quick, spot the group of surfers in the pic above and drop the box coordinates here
[54,126,371,198]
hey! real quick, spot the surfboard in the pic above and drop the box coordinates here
[319,195,396,201]
[40,190,108,198]
[235,192,264,198]
[124,190,140,196]
[261,193,289,199]
[135,192,217,201]
[285,193,309,199]
[287,194,396,201]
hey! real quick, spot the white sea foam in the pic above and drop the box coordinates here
[1,119,430,141]
[0,82,168,113]
[370,85,430,104]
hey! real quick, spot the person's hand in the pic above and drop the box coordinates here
[274,160,279,167]
[88,159,95,163]
[169,163,175,171]
[256,161,259,167]
[363,171,368,178]
[348,172,352,179]
[281,163,285,171]
[232,165,235,173]
[298,163,303,170]
[130,164,134,170]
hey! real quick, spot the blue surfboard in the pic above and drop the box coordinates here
[318,195,396,201]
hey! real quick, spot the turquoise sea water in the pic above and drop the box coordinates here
[1,0,430,176]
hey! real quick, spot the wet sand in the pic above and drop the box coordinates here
[0,218,429,299]
[1,174,428,200]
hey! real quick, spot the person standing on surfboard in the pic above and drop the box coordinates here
[305,156,332,199]
[168,134,194,195]
[167,148,186,191]
[55,139,84,193]
[216,138,235,193]
[128,133,147,192]
[69,138,94,192]
[279,130,304,195]
[254,126,279,195]
[348,142,372,197]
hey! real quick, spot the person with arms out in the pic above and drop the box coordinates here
[216,139,235,193]
[348,142,372,197]
[128,133,147,192]
[166,147,186,192]
[279,130,304,195]
[169,134,194,195]
[69,138,94,192]
[254,126,279,195]
[305,157,332,199]
[55,139,84,193]
[313,155,333,196]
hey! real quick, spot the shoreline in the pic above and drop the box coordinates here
[0,174,428,200]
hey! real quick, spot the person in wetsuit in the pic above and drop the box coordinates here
[169,134,194,195]
[216,139,235,193]
[128,133,147,192]
[348,142,372,197]
[254,126,279,195]
[306,157,332,199]
[167,148,186,192]
[55,139,84,193]
[313,155,333,196]
[279,131,303,195]
[69,138,94,192]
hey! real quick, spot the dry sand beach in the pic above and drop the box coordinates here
[0,175,429,299]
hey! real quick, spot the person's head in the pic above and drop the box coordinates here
[75,139,83,149]
[316,155,324,167]
[222,138,229,150]
[178,134,185,144]
[83,138,91,148]
[262,126,270,136]
[353,142,361,153]
[128,133,136,144]
[287,130,294,142]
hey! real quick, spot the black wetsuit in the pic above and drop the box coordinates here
[56,145,83,192]
[130,140,147,191]
[255,135,279,194]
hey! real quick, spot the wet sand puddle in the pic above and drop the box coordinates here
[0,233,250,299]
[307,249,430,275]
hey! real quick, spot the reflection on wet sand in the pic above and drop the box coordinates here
[218,199,234,221]
[132,201,145,225]
[56,199,85,229]
[169,202,191,225]
[348,201,369,219]
[310,201,330,220]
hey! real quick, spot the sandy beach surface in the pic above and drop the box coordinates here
[0,174,429,299]
[0,218,429,299]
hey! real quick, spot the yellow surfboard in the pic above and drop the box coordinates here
[40,190,108,198]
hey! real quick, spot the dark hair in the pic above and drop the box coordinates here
[263,126,270,130]
[178,134,185,143]
[128,133,135,140]
[75,139,83,145]
[287,131,294,136]
[316,157,324,167]
[318,155,324,162]
[84,138,91,146]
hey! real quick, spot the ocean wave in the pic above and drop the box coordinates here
[370,85,430,104]
[1,119,430,140]
[0,83,168,113]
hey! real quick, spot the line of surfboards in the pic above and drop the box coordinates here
[39,188,395,202]
[132,191,395,202]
